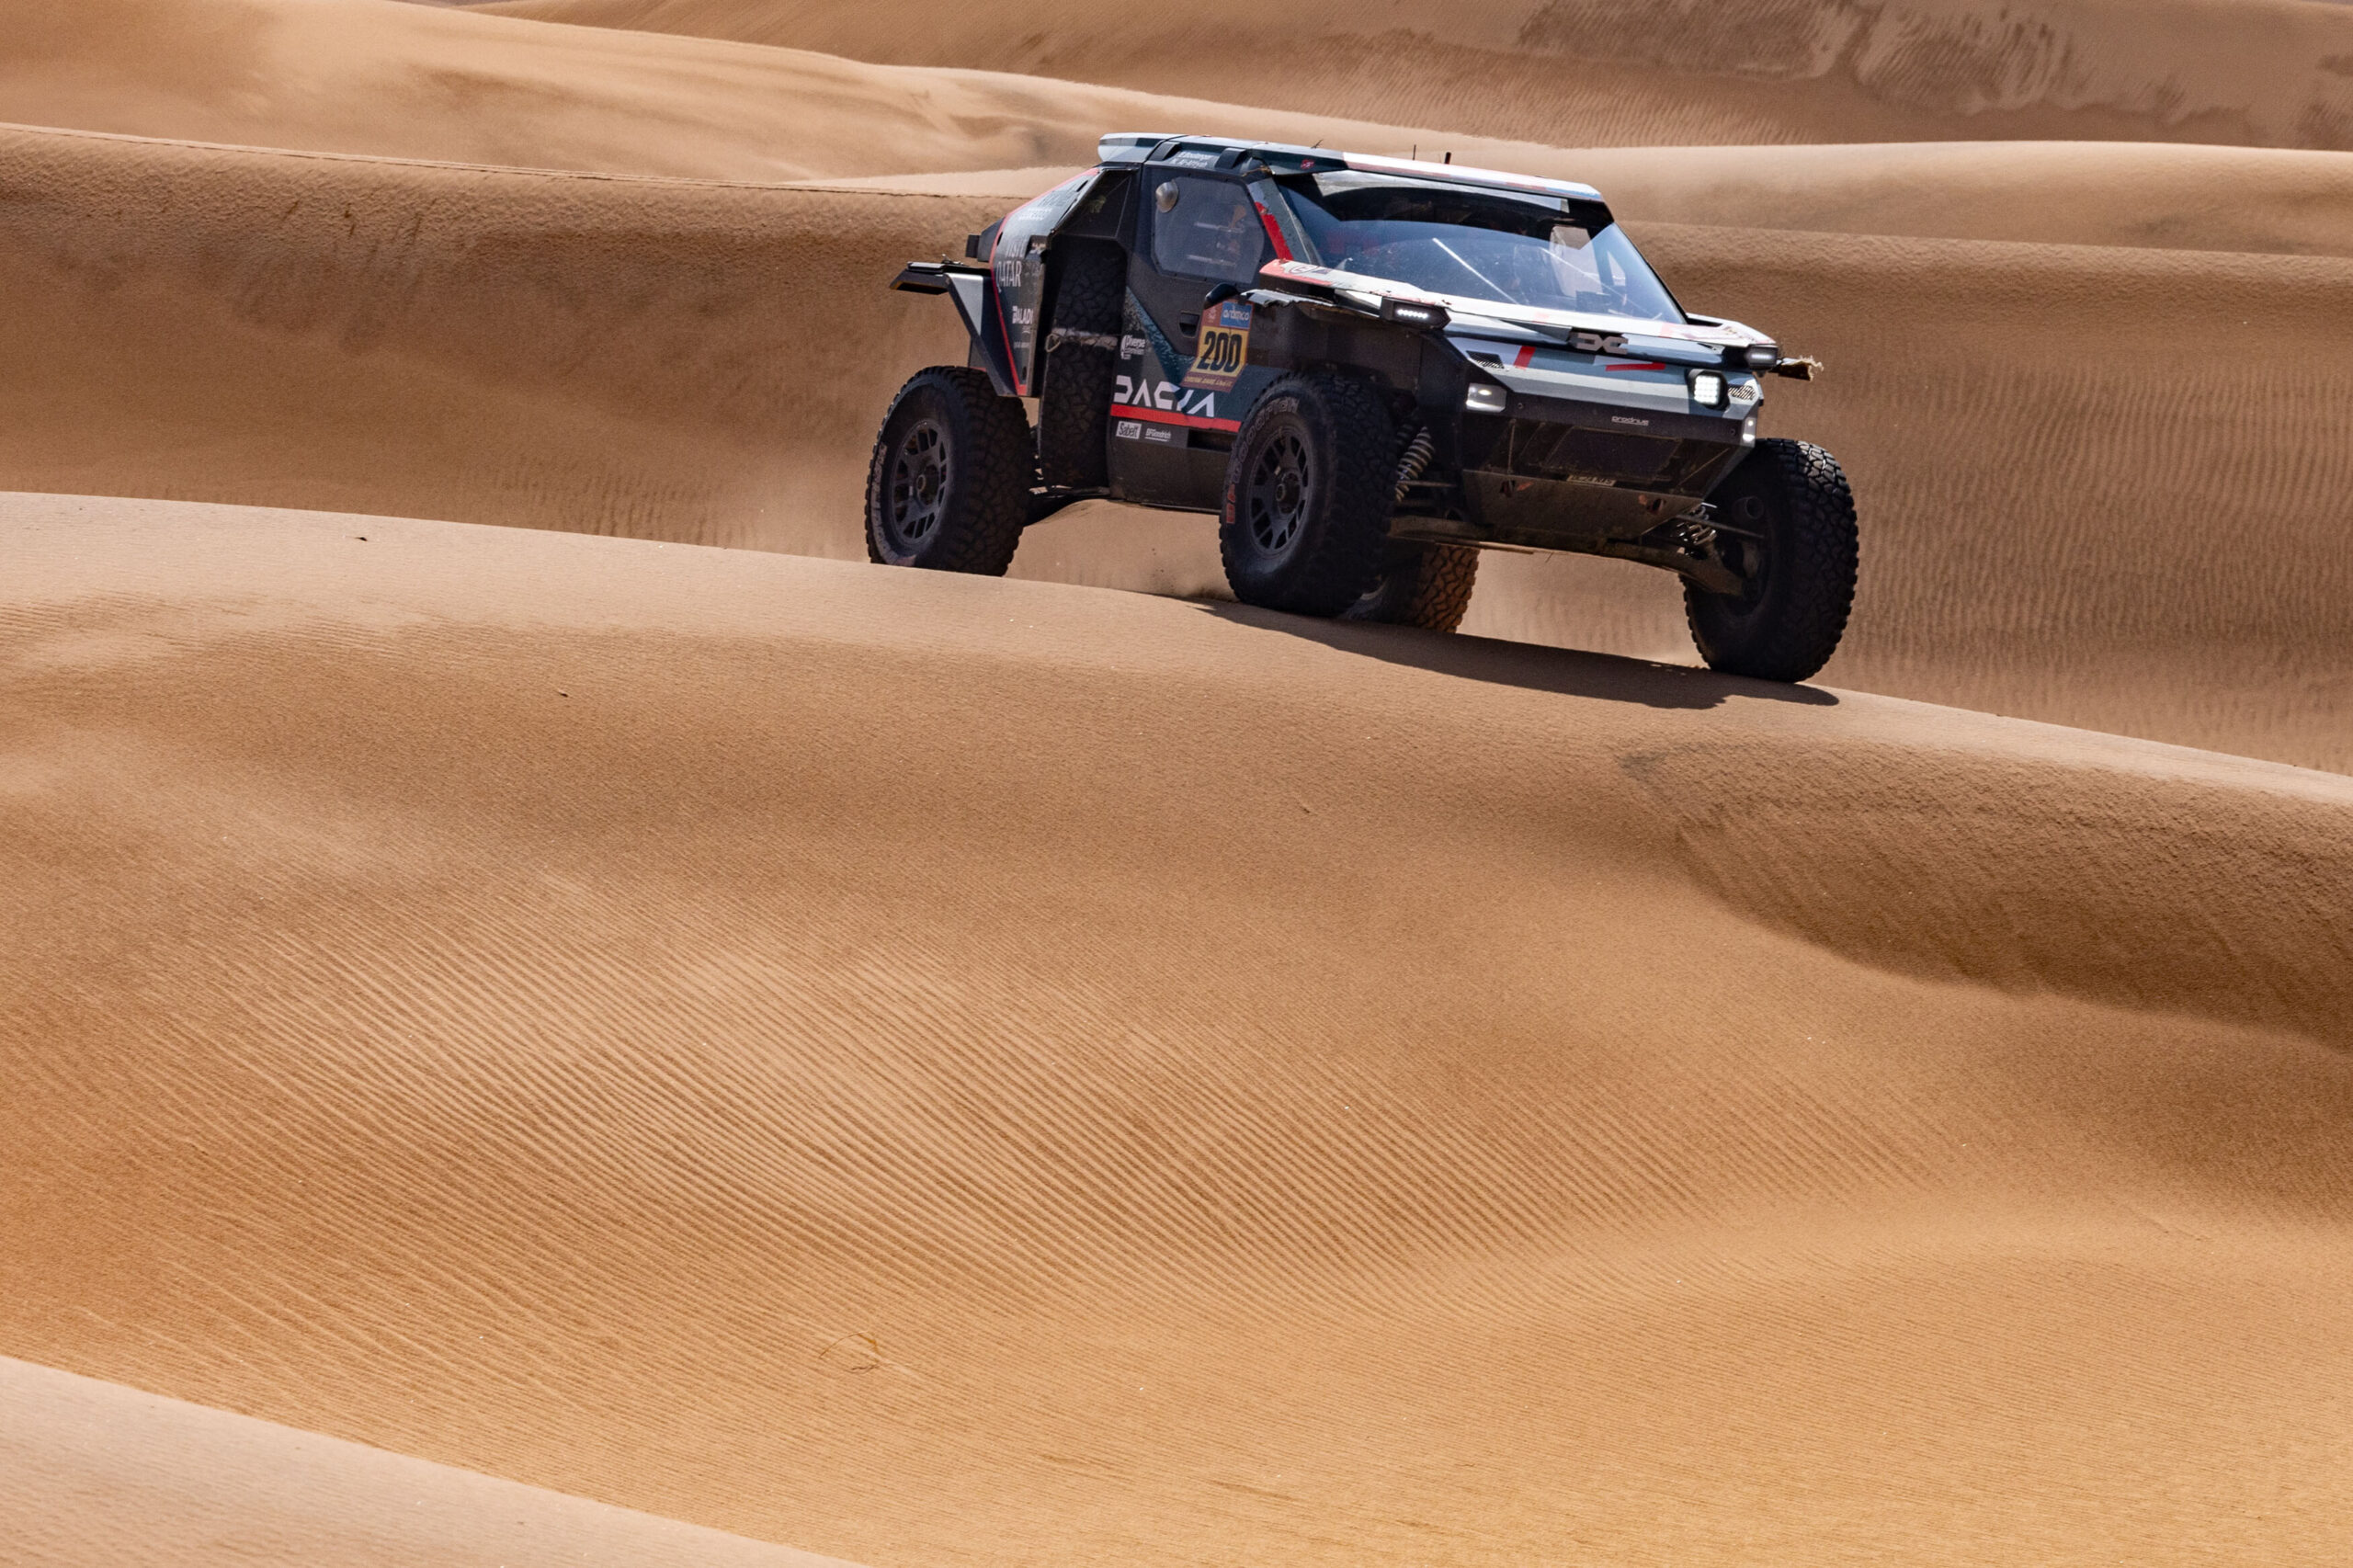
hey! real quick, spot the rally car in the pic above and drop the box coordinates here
[872,133,1858,680]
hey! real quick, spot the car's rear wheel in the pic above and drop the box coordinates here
[1342,540,1480,631]
[1684,437,1858,682]
[1219,374,1394,616]
[866,367,1032,574]
[1037,242,1123,491]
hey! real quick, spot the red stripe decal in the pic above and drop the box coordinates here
[1604,360,1669,371]
[1253,201,1294,262]
[1111,403,1243,432]
[1512,345,1536,369]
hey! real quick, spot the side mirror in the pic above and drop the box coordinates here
[1202,282,1240,306]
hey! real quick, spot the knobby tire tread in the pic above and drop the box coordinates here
[1220,373,1396,618]
[1038,244,1123,491]
[865,366,1032,575]
[1684,437,1858,682]
[1346,542,1480,631]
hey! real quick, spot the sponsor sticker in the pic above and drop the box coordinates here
[1142,426,1176,445]
[1115,419,1142,440]
[1182,300,1252,392]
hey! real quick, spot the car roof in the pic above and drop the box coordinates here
[1096,132,1605,205]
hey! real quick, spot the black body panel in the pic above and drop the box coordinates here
[891,262,1019,396]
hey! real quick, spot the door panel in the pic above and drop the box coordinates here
[1108,175,1268,509]
[985,170,1099,395]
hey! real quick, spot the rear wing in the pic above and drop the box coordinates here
[892,261,1020,396]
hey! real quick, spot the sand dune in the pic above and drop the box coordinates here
[6,119,2347,770]
[485,0,2353,150]
[811,139,2353,259]
[1552,138,2353,256]
[22,0,2353,266]
[1,1357,862,1568]
[0,0,1579,180]
[3,491,2348,1567]
[0,121,990,549]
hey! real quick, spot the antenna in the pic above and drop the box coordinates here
[1443,151,1452,164]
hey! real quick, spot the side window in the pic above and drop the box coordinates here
[1149,176,1267,286]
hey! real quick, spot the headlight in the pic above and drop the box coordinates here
[1745,345,1780,369]
[1464,382,1507,414]
[1689,369,1727,409]
[1741,414,1757,445]
[1381,299,1449,328]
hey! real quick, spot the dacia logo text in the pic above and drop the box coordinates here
[1113,375,1219,418]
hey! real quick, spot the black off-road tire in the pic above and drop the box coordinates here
[865,367,1032,574]
[1343,541,1480,631]
[1037,243,1124,491]
[1219,374,1396,617]
[1684,437,1858,682]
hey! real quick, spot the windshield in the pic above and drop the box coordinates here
[1273,171,1685,324]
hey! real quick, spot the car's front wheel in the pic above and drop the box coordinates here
[1219,373,1396,616]
[865,367,1032,574]
[1684,437,1858,682]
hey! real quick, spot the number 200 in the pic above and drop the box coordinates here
[1196,328,1245,373]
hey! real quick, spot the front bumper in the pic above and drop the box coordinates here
[1449,386,1754,546]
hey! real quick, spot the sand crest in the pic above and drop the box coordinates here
[487,0,2353,150]
[0,1356,865,1568]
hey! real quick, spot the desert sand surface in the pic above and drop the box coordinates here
[22,0,2353,256]
[6,0,2353,1562]
[486,0,2353,150]
[0,1356,863,1568]
[0,0,1587,179]
[4,491,2350,1568]
[802,139,2353,259]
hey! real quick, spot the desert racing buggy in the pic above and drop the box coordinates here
[872,133,1858,680]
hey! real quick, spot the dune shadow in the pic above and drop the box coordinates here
[1194,601,1841,711]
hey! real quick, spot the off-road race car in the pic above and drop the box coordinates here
[873,133,1858,680]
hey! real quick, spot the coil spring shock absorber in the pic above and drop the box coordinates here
[1392,426,1436,504]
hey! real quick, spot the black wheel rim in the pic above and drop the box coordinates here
[1245,429,1311,557]
[1729,493,1771,609]
[888,418,949,546]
